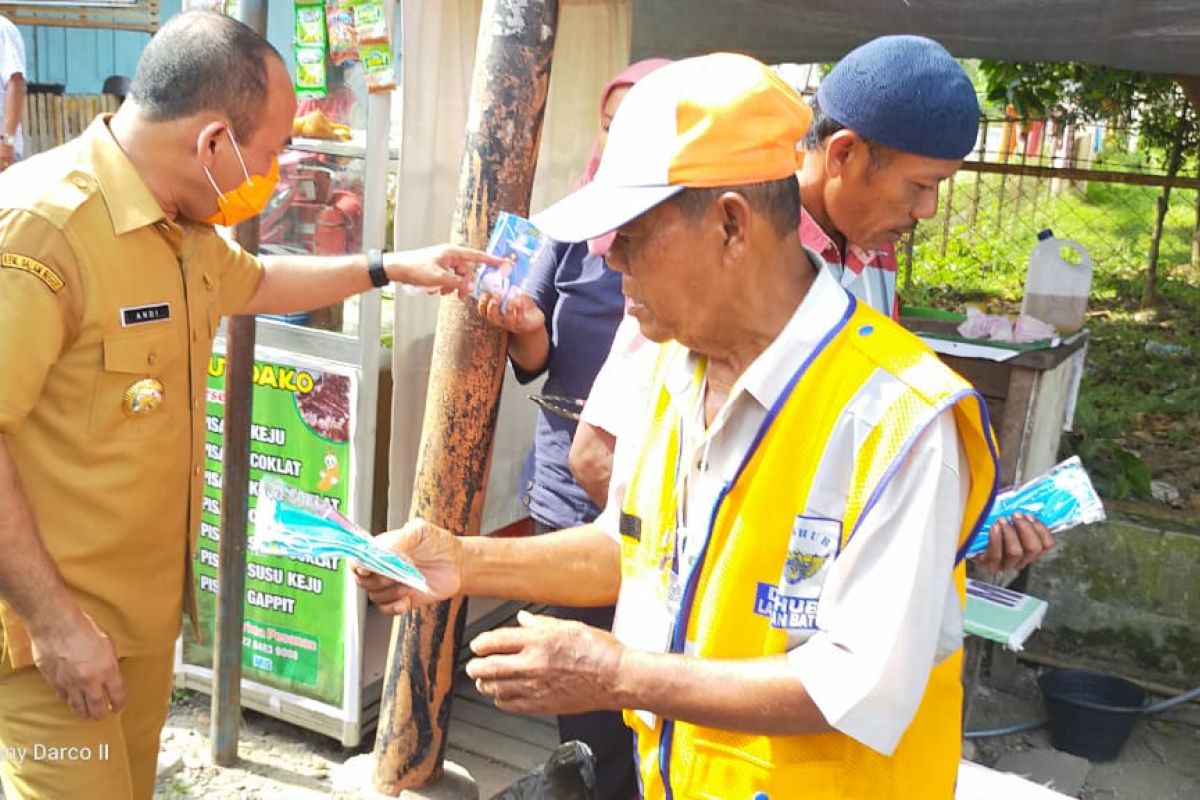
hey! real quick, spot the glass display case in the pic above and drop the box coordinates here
[177,50,398,747]
[257,62,392,335]
[259,143,366,331]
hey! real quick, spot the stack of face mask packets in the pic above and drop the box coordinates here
[253,475,429,592]
[966,456,1105,559]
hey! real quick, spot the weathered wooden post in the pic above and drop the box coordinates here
[372,0,559,792]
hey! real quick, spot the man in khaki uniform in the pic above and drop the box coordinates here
[0,12,492,799]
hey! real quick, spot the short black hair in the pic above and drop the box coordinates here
[801,97,894,169]
[129,11,284,140]
[667,175,801,239]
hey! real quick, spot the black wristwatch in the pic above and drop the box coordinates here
[367,248,389,288]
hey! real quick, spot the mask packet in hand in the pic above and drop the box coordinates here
[967,455,1105,559]
[474,212,547,312]
[252,475,429,593]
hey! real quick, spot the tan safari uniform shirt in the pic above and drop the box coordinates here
[0,116,263,669]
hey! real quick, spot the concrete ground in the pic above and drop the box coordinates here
[1,660,1194,798]
[966,662,1200,799]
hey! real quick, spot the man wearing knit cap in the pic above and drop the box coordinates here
[575,35,1054,574]
[799,34,979,320]
[359,52,999,797]
[799,35,1053,572]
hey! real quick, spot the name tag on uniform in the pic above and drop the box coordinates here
[121,303,171,327]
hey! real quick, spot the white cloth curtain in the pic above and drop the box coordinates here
[388,0,632,531]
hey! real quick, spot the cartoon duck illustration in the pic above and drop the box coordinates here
[317,448,341,492]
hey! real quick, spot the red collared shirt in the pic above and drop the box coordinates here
[798,206,900,320]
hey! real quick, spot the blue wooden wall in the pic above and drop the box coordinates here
[17,0,295,93]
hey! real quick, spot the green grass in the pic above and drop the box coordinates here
[903,172,1200,501]
[903,171,1198,306]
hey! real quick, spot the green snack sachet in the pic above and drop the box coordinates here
[359,42,395,93]
[294,46,328,99]
[295,4,326,47]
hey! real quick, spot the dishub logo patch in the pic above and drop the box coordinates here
[753,514,840,631]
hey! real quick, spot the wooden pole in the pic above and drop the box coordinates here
[1013,136,1027,221]
[1178,75,1200,116]
[371,0,558,792]
[939,170,955,259]
[210,0,268,768]
[970,118,988,228]
[960,159,1200,191]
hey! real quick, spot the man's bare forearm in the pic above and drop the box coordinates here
[462,524,620,607]
[243,254,370,315]
[615,650,833,736]
[0,436,80,633]
[2,74,23,138]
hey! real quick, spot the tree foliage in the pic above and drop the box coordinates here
[978,61,1198,171]
[980,61,1199,302]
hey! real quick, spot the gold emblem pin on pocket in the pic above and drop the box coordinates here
[123,378,165,417]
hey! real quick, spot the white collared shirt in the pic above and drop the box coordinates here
[599,253,969,755]
[0,17,25,159]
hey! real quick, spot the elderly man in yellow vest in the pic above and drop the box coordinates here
[359,53,999,798]
[0,11,494,800]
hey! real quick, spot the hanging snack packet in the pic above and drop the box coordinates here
[293,0,328,99]
[966,456,1106,559]
[352,0,388,43]
[294,46,328,99]
[327,0,359,66]
[360,43,396,93]
[295,3,326,46]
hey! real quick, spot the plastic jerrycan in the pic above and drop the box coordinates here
[1020,229,1093,334]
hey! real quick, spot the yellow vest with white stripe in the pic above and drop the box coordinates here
[618,297,998,799]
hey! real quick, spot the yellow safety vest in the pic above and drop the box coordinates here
[618,298,998,799]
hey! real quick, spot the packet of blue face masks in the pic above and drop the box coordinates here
[473,212,547,312]
[252,475,429,593]
[967,456,1105,559]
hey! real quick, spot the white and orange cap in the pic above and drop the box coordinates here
[532,52,812,246]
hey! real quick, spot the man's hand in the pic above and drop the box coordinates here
[466,610,625,715]
[0,141,13,172]
[28,612,126,720]
[384,245,501,298]
[477,290,545,335]
[353,518,465,614]
[972,513,1055,572]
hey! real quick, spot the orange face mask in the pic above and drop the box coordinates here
[201,130,279,227]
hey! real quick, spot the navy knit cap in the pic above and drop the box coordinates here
[817,35,980,160]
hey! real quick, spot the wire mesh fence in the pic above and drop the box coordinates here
[898,116,1200,305]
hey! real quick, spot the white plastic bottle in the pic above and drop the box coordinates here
[1020,229,1093,334]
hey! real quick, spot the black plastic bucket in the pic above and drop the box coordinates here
[1038,668,1147,761]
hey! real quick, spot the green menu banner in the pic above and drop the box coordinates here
[183,345,356,707]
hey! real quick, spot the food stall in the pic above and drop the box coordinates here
[171,0,538,746]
